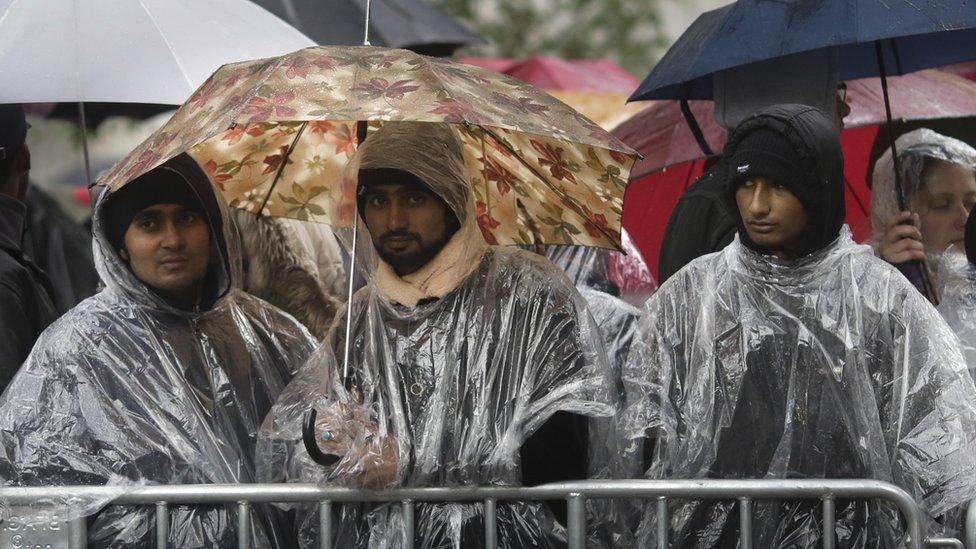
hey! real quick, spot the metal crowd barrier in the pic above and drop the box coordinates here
[0,479,955,549]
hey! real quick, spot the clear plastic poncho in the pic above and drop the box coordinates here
[622,228,976,546]
[0,156,317,547]
[871,128,976,298]
[938,250,976,381]
[258,122,617,548]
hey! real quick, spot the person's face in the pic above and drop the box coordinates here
[914,160,976,254]
[735,176,809,259]
[361,183,452,276]
[120,203,211,308]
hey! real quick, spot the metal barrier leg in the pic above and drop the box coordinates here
[237,501,251,549]
[738,497,753,549]
[68,514,87,549]
[967,499,976,549]
[484,498,497,549]
[567,492,586,549]
[821,496,835,549]
[319,501,332,549]
[155,502,169,549]
[401,499,415,549]
[656,497,668,549]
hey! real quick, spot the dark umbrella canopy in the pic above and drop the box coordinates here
[631,0,976,101]
[255,0,483,56]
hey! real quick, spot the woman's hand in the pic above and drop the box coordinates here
[878,211,926,263]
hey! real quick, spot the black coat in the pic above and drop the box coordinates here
[657,157,735,285]
[0,193,57,392]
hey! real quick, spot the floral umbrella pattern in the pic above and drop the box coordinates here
[99,46,637,249]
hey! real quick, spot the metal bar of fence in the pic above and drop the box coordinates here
[967,497,976,549]
[822,496,835,549]
[739,497,752,549]
[566,492,586,549]
[319,500,332,549]
[656,496,668,549]
[237,501,250,549]
[924,538,963,548]
[402,499,415,549]
[484,498,497,549]
[68,514,86,548]
[155,502,168,549]
[0,479,927,549]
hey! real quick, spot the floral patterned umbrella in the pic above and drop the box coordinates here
[98,45,638,250]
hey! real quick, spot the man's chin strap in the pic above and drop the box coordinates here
[374,218,487,307]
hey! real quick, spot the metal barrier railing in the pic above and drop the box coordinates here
[0,479,937,549]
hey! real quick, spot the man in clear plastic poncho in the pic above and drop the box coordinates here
[622,104,976,547]
[0,154,316,547]
[258,122,616,548]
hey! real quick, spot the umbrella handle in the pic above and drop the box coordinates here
[303,408,342,466]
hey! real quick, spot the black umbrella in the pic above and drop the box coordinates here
[255,0,484,56]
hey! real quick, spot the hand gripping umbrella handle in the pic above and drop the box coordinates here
[303,408,342,466]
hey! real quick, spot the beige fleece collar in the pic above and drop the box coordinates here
[374,220,487,307]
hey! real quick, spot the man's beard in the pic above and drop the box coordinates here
[375,229,453,275]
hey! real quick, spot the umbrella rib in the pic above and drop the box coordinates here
[479,125,623,252]
[257,121,308,217]
[137,0,196,92]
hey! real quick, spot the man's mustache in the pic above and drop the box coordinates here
[379,230,420,244]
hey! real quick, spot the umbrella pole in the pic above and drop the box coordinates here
[874,40,937,302]
[680,98,714,157]
[78,102,93,187]
[363,0,372,46]
[340,218,358,383]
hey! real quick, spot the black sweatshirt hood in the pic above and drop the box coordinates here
[723,104,846,258]
[93,153,234,313]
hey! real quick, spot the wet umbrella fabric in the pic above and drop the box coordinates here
[630,0,976,101]
[98,46,637,252]
[0,0,315,105]
[254,0,483,56]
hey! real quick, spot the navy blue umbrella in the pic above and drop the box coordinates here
[631,0,976,304]
[630,0,976,102]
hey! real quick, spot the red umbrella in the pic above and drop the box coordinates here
[457,55,646,129]
[615,69,976,278]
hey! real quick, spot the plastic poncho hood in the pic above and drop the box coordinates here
[622,228,976,546]
[724,104,846,258]
[258,122,617,548]
[0,155,317,547]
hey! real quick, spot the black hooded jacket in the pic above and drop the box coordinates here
[0,193,58,391]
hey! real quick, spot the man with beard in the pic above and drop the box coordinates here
[259,122,618,548]
[622,105,976,546]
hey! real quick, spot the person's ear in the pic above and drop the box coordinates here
[119,247,129,262]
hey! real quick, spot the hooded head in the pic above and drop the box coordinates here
[348,121,486,307]
[871,128,976,256]
[95,153,234,312]
[724,104,846,259]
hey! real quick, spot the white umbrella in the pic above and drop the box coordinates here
[0,0,315,182]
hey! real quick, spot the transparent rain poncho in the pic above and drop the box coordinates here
[258,122,617,548]
[622,229,976,546]
[871,128,976,299]
[938,250,976,381]
[0,155,317,547]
